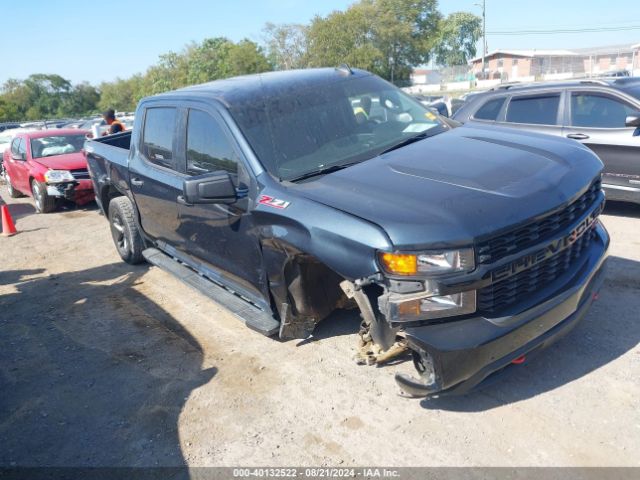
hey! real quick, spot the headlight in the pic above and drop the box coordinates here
[379,248,475,276]
[44,170,75,183]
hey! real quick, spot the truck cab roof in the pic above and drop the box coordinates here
[155,67,373,108]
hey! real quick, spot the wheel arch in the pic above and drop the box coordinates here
[261,237,361,339]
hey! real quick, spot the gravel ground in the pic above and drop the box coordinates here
[0,190,639,468]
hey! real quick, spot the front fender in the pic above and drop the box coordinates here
[28,161,47,183]
[253,194,391,339]
[253,195,391,281]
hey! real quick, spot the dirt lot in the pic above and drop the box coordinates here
[1,189,639,468]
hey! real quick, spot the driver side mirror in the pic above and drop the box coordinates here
[625,112,640,128]
[11,152,25,161]
[180,171,237,205]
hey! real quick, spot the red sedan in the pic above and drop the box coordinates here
[2,129,94,213]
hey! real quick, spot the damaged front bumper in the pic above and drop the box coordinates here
[46,179,95,205]
[385,222,609,398]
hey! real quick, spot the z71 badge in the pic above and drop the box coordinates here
[258,195,291,209]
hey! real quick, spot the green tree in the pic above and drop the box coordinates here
[306,0,441,84]
[227,39,272,76]
[98,75,143,112]
[187,37,236,84]
[434,12,482,66]
[187,37,271,85]
[263,22,309,70]
[306,6,382,74]
[61,82,100,116]
[0,97,20,122]
[0,74,100,121]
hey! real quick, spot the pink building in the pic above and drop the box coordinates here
[469,43,640,81]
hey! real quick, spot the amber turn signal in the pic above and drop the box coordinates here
[379,252,418,275]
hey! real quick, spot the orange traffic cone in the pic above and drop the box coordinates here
[1,204,17,236]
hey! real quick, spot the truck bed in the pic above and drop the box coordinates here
[85,131,131,165]
[84,131,133,213]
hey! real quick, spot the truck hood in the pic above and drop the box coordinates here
[33,152,87,171]
[293,125,603,249]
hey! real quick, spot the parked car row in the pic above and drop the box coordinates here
[410,94,465,118]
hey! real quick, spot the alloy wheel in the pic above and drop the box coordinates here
[111,213,128,252]
[31,182,43,211]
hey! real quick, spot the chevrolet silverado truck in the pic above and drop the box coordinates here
[85,67,609,398]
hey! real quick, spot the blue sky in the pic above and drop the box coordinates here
[2,0,640,85]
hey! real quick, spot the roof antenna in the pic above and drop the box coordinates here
[336,63,354,75]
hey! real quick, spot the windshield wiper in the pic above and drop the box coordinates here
[378,130,433,156]
[288,163,358,182]
[287,161,361,183]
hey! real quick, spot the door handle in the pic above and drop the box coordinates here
[131,177,144,187]
[566,133,590,140]
[177,195,193,206]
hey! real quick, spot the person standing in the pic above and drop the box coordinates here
[102,109,126,136]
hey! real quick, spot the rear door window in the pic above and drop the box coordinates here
[570,92,635,128]
[505,94,561,125]
[473,97,506,120]
[142,107,177,169]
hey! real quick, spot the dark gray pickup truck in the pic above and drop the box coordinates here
[85,67,609,398]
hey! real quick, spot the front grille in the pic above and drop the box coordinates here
[477,179,601,264]
[70,169,90,180]
[478,226,597,313]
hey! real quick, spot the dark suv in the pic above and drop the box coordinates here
[453,78,640,205]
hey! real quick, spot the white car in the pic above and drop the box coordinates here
[0,128,35,175]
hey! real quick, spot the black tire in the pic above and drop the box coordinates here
[31,180,57,213]
[4,171,23,198]
[109,196,145,264]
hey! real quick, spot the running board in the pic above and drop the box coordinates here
[142,248,280,336]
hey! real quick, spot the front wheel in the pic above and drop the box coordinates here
[109,196,144,264]
[31,180,57,213]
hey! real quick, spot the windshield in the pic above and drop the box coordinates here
[229,74,444,181]
[30,135,86,158]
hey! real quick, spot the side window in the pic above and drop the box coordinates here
[571,93,635,128]
[186,109,238,176]
[473,97,506,121]
[17,138,26,156]
[506,94,560,125]
[142,107,176,169]
[10,138,20,154]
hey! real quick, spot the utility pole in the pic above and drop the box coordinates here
[481,0,486,77]
[475,0,487,78]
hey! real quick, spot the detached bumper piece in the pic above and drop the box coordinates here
[396,223,609,398]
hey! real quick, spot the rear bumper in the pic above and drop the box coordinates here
[602,183,640,205]
[46,179,95,204]
[396,222,609,397]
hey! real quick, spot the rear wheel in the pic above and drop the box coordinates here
[109,196,144,264]
[31,180,56,213]
[4,171,23,198]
